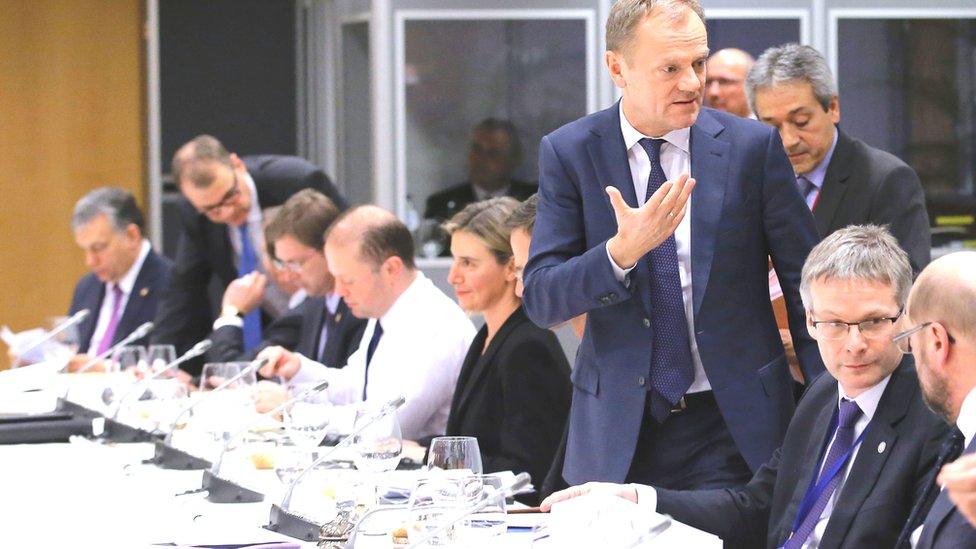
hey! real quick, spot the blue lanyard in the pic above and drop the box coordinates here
[786,409,870,541]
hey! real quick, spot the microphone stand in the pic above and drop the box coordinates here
[264,396,406,542]
[70,321,154,374]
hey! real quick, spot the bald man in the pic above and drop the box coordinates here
[898,252,976,548]
[257,205,475,440]
[705,48,754,118]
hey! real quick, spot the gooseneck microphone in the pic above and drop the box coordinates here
[71,321,154,374]
[16,309,90,366]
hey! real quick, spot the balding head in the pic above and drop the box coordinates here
[706,48,754,117]
[324,205,417,319]
[910,252,976,343]
[906,251,976,423]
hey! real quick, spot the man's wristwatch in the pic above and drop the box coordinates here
[221,304,244,319]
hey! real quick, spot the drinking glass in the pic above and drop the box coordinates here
[282,402,330,448]
[112,345,147,374]
[406,476,466,547]
[352,407,403,474]
[427,436,483,474]
[199,361,254,391]
[460,474,507,544]
[146,344,176,376]
[45,315,81,360]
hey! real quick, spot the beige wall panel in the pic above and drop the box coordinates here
[0,0,144,368]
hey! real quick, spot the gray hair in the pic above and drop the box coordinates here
[71,187,145,234]
[800,225,913,311]
[746,43,837,114]
[606,0,705,55]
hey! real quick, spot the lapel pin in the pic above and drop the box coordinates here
[139,287,149,297]
[335,312,343,323]
[878,441,886,454]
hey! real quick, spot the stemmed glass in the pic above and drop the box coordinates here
[352,406,403,508]
[146,344,176,376]
[427,436,483,474]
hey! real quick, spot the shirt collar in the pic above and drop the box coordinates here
[379,271,430,331]
[619,100,690,154]
[957,386,976,447]
[798,126,839,190]
[837,373,891,422]
[243,172,262,225]
[111,240,151,296]
[325,292,342,315]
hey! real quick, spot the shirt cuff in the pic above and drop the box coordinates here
[632,484,657,514]
[290,353,333,385]
[606,243,636,284]
[213,315,243,331]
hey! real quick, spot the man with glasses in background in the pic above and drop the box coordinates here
[543,225,948,548]
[152,135,348,376]
[895,251,976,548]
[206,189,366,371]
[705,48,754,119]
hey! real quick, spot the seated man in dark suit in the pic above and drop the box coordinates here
[66,187,172,371]
[207,189,366,369]
[543,225,950,549]
[424,118,536,223]
[152,135,347,375]
[898,251,976,548]
[747,44,930,273]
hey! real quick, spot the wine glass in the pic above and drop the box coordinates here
[427,436,483,474]
[112,345,147,374]
[282,401,330,448]
[45,315,81,363]
[146,344,176,376]
[460,474,507,545]
[352,407,403,474]
[199,361,254,391]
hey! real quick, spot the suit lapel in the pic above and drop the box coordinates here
[586,103,651,315]
[920,438,976,546]
[812,130,853,236]
[819,364,914,546]
[299,297,327,358]
[689,111,730,316]
[112,251,160,343]
[452,309,525,424]
[78,281,105,352]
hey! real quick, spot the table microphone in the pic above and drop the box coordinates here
[200,380,331,503]
[15,309,90,365]
[109,338,212,421]
[403,472,533,549]
[71,321,154,374]
[263,396,406,542]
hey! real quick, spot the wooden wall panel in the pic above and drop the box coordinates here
[0,0,144,368]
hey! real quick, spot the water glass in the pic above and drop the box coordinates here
[461,474,507,544]
[112,345,147,374]
[146,344,176,375]
[352,407,403,474]
[427,436,483,474]
[199,361,254,391]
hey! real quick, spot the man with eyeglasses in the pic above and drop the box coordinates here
[705,48,754,119]
[896,251,976,548]
[206,189,366,372]
[543,225,948,548]
[152,135,348,375]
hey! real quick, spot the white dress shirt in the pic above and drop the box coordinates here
[87,240,151,353]
[290,272,475,440]
[634,374,892,549]
[607,100,709,393]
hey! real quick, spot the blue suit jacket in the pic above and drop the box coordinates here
[69,248,172,353]
[523,104,824,485]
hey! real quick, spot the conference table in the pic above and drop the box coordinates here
[0,382,722,548]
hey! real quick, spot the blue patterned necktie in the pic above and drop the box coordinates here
[638,138,695,422]
[237,224,262,351]
[797,175,818,210]
[784,398,863,549]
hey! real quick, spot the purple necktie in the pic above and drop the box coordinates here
[638,138,695,422]
[95,285,125,355]
[784,398,863,548]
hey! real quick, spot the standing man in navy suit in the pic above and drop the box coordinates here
[523,0,823,490]
[900,251,976,548]
[66,187,172,370]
